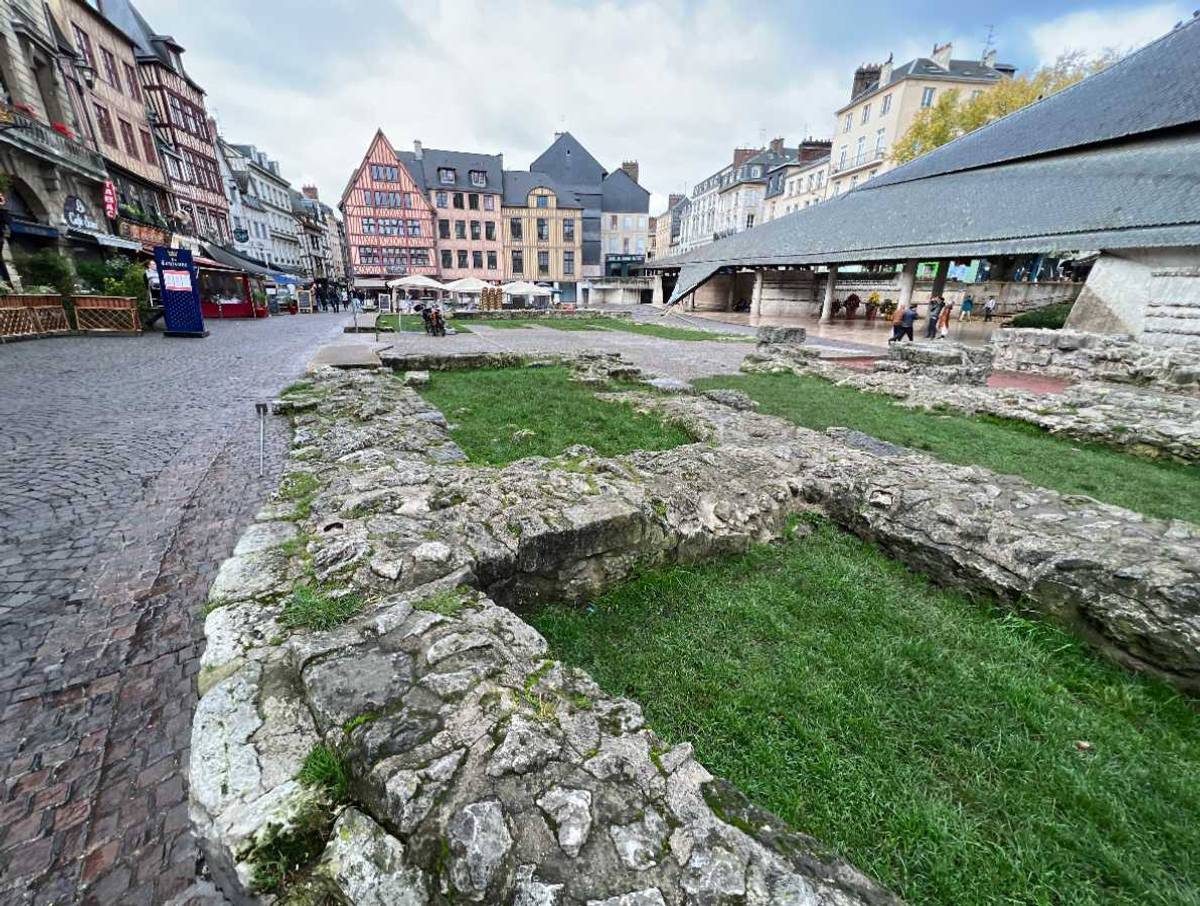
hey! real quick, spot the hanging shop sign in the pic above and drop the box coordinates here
[102,180,118,219]
[118,218,170,247]
[233,227,249,243]
[63,195,100,231]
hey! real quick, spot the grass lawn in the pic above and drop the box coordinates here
[473,316,746,341]
[693,371,1200,524]
[531,518,1200,906]
[375,313,471,333]
[415,365,693,465]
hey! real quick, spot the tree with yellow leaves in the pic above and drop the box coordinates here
[891,50,1121,164]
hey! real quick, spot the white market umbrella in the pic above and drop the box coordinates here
[501,280,552,297]
[444,277,490,293]
[387,274,445,291]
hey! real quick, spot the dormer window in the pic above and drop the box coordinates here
[438,167,456,184]
[469,170,486,187]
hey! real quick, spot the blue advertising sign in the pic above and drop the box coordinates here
[154,246,207,337]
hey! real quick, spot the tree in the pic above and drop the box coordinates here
[891,50,1120,164]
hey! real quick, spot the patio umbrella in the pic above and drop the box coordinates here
[501,281,552,296]
[444,277,489,293]
[386,275,445,291]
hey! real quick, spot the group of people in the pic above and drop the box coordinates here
[316,286,349,313]
[888,294,998,343]
[417,304,447,337]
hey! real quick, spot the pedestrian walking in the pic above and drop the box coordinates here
[937,299,954,338]
[959,294,974,321]
[420,305,434,335]
[896,302,918,342]
[925,297,944,339]
[983,297,997,322]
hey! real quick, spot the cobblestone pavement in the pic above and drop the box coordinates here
[0,313,346,905]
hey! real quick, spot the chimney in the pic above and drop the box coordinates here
[879,52,894,86]
[620,160,639,183]
[413,140,423,159]
[302,185,319,200]
[931,41,952,70]
[851,63,881,100]
[732,147,758,167]
[982,48,997,69]
[667,192,684,210]
[768,137,785,155]
[797,138,831,162]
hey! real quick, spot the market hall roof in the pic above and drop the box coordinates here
[651,16,1200,303]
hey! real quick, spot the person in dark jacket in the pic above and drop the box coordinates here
[898,302,919,342]
[925,297,944,338]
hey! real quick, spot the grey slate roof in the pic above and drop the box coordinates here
[652,18,1200,303]
[394,148,503,195]
[501,171,583,209]
[98,0,202,90]
[600,168,649,214]
[530,132,606,192]
[840,56,1010,112]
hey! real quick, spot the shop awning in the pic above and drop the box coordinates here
[202,243,277,277]
[66,228,143,251]
[271,273,306,286]
[9,220,59,239]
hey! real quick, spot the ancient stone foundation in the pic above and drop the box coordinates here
[193,356,1200,904]
[873,342,992,385]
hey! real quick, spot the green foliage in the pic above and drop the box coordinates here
[280,471,320,519]
[893,50,1120,163]
[279,585,364,632]
[14,250,75,297]
[416,365,693,465]
[343,712,379,734]
[532,520,1200,906]
[297,744,349,802]
[376,313,471,333]
[694,372,1200,524]
[73,255,148,304]
[245,808,332,895]
[1010,301,1074,329]
[476,316,743,341]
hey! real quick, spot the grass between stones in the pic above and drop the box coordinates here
[298,744,350,802]
[694,371,1200,524]
[530,518,1200,906]
[415,365,693,465]
[279,585,363,632]
[474,316,745,341]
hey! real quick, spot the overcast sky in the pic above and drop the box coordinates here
[138,0,1189,214]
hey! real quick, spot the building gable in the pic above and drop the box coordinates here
[530,132,605,189]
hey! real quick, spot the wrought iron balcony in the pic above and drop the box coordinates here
[0,102,107,180]
[830,148,886,175]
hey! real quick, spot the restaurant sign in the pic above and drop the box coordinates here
[63,195,99,231]
[233,227,249,243]
[118,217,170,248]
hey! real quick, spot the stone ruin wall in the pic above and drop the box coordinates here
[191,356,1200,905]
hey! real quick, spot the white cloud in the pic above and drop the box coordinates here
[1027,2,1189,65]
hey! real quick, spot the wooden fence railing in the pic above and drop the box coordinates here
[0,294,71,341]
[72,296,140,334]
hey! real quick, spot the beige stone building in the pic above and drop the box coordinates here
[501,171,583,285]
[826,42,1014,198]
[762,156,831,223]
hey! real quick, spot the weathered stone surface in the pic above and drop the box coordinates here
[874,340,992,385]
[537,787,593,857]
[757,326,807,346]
[316,808,430,905]
[446,799,514,900]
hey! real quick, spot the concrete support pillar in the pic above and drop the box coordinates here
[897,259,918,311]
[819,265,838,322]
[726,272,736,312]
[751,270,764,318]
[930,259,950,299]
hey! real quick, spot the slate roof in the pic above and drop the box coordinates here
[839,55,1010,112]
[530,132,606,192]
[501,171,583,209]
[394,148,504,195]
[99,0,202,91]
[651,17,1200,302]
[601,168,649,214]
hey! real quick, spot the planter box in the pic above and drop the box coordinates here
[73,296,141,334]
[0,294,70,340]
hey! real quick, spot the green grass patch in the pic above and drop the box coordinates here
[376,313,471,333]
[297,743,350,802]
[1010,301,1074,329]
[471,319,533,329]
[414,587,468,616]
[531,519,1200,906]
[280,380,314,397]
[279,471,320,520]
[474,316,743,341]
[694,371,1200,524]
[279,585,364,632]
[416,365,693,465]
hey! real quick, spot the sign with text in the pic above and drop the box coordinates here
[154,246,207,337]
[103,180,118,219]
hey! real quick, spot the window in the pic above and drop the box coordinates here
[454,220,465,239]
[855,136,866,162]
[401,193,412,208]
[359,246,379,265]
[71,25,94,67]
[441,249,453,269]
[639,215,647,230]
[745,213,754,229]
[563,250,574,275]
[861,103,871,124]
[457,250,468,269]
[837,145,847,167]
[535,194,549,208]
[407,219,421,237]
[510,217,522,240]
[93,103,116,146]
[609,214,617,228]
[469,169,486,187]
[875,128,886,154]
[129,125,155,163]
[487,251,497,270]
[511,250,524,274]
[623,215,633,230]
[468,193,479,210]
[370,164,398,181]
[438,218,450,239]
[118,118,138,158]
[123,63,141,101]
[562,219,574,241]
[438,167,456,184]
[435,190,447,207]
[411,248,431,268]
[921,87,935,107]
[850,175,859,189]
[843,113,852,133]
[452,193,464,209]
[537,251,549,275]
[485,221,496,241]
[469,220,481,240]
[881,93,892,115]
[536,218,548,241]
[483,195,495,211]
[472,250,483,269]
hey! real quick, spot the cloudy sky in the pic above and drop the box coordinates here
[138,0,1189,213]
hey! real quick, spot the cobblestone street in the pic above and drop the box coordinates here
[0,314,346,905]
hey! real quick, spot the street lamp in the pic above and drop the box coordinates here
[74,58,96,90]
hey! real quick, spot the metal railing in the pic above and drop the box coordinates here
[0,102,107,179]
[830,149,886,174]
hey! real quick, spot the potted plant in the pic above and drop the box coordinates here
[51,122,74,140]
[865,291,881,320]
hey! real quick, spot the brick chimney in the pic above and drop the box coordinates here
[931,41,952,70]
[413,139,423,159]
[879,53,894,86]
[796,138,832,162]
[732,148,759,167]
[852,63,881,100]
[302,185,319,200]
[667,192,684,210]
[768,137,785,155]
[620,160,639,183]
